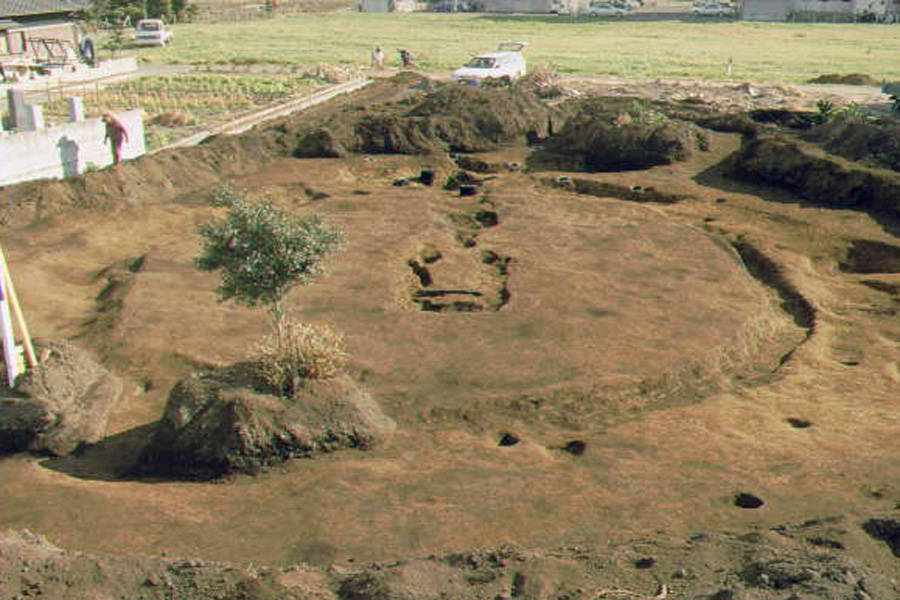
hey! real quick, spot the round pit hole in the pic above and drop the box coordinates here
[563,440,586,456]
[786,418,812,429]
[498,432,520,447]
[633,557,655,569]
[734,492,764,509]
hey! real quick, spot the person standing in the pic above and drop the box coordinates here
[101,112,128,165]
[371,46,384,69]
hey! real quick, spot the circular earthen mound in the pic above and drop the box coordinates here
[137,365,396,479]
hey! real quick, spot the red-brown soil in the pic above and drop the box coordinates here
[1,76,899,599]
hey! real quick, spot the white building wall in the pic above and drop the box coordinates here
[0,110,145,186]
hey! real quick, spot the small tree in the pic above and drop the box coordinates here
[102,9,128,57]
[196,187,343,391]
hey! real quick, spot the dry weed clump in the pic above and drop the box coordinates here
[253,318,349,393]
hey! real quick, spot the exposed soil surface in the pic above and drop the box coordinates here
[1,75,899,599]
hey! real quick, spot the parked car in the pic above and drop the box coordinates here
[134,19,173,46]
[585,2,628,17]
[452,41,526,86]
[691,2,732,16]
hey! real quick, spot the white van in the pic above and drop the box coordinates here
[452,41,527,86]
[134,19,173,46]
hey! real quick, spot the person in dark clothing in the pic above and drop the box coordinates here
[399,49,413,68]
[102,112,129,165]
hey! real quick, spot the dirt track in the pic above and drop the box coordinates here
[1,75,899,599]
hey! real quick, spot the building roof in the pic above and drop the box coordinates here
[0,1,91,18]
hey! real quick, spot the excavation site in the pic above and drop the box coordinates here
[1,74,899,599]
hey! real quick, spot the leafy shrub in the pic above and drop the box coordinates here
[812,98,836,124]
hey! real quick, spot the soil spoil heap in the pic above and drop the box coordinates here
[138,367,395,479]
[0,340,121,456]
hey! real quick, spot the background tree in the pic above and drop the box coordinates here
[101,8,128,57]
[171,0,189,21]
[146,0,173,20]
[85,0,190,23]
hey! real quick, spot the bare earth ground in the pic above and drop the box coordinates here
[1,76,899,599]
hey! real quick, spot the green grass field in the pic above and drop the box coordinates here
[127,13,900,84]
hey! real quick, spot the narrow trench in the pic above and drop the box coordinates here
[730,239,816,370]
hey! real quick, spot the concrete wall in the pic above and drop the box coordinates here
[0,110,145,186]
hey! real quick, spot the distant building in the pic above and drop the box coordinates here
[482,0,578,12]
[359,0,418,11]
[741,0,900,21]
[1,1,91,66]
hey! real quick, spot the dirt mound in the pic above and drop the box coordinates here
[137,366,395,479]
[806,73,880,86]
[3,522,897,600]
[804,117,900,172]
[729,137,900,212]
[0,134,280,225]
[0,529,300,600]
[292,84,566,157]
[0,340,122,456]
[528,98,705,172]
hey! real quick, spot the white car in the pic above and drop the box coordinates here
[134,19,173,46]
[585,2,628,16]
[692,2,732,16]
[452,41,527,86]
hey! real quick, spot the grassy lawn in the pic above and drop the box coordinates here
[123,13,900,84]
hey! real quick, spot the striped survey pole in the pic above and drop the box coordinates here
[0,268,18,385]
[0,242,36,386]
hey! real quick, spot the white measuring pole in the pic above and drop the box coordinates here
[0,272,18,386]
